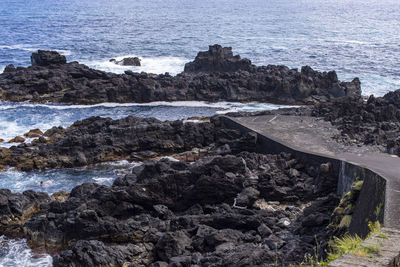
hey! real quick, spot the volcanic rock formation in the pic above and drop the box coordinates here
[0,116,255,171]
[2,152,338,266]
[110,57,141,66]
[0,45,361,104]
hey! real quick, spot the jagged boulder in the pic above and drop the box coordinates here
[31,50,67,66]
[155,231,191,261]
[184,44,253,73]
[3,64,16,73]
[110,57,141,66]
[53,240,150,267]
[0,189,50,237]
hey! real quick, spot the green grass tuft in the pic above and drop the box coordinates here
[300,221,383,266]
[376,233,388,239]
[339,215,352,228]
[351,180,364,191]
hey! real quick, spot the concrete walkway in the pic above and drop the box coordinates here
[226,114,400,230]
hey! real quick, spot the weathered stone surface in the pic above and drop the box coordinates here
[184,44,253,73]
[24,129,44,138]
[8,136,25,143]
[155,231,191,261]
[53,240,151,267]
[0,189,50,237]
[31,50,67,66]
[110,57,141,66]
[3,64,16,73]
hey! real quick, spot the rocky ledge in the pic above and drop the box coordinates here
[0,45,360,104]
[0,115,257,171]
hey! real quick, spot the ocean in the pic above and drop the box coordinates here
[1,0,400,96]
[0,0,399,265]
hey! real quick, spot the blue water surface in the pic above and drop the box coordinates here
[0,0,399,96]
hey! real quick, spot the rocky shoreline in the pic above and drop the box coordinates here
[0,45,361,105]
[0,44,398,266]
[0,117,340,266]
[1,91,398,265]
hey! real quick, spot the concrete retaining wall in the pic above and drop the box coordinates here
[221,116,386,238]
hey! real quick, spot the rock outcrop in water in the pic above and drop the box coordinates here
[30,50,67,66]
[312,89,400,155]
[110,57,141,66]
[0,45,361,104]
[184,45,252,73]
[3,64,16,73]
[0,116,255,171]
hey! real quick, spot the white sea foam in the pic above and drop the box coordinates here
[0,44,38,52]
[0,100,294,111]
[96,160,142,169]
[160,156,180,162]
[0,166,129,194]
[92,177,114,183]
[183,119,203,123]
[0,114,62,146]
[0,100,294,148]
[83,55,188,75]
[0,236,52,267]
[0,44,72,56]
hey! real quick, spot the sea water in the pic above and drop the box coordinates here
[1,0,400,96]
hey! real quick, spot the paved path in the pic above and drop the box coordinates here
[227,114,400,229]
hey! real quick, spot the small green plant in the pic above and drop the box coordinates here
[274,245,278,267]
[351,180,364,191]
[374,202,383,217]
[338,215,352,228]
[299,236,328,266]
[325,221,382,263]
[300,253,322,266]
[376,233,388,239]
[300,221,383,266]
[325,234,364,262]
[368,221,381,236]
